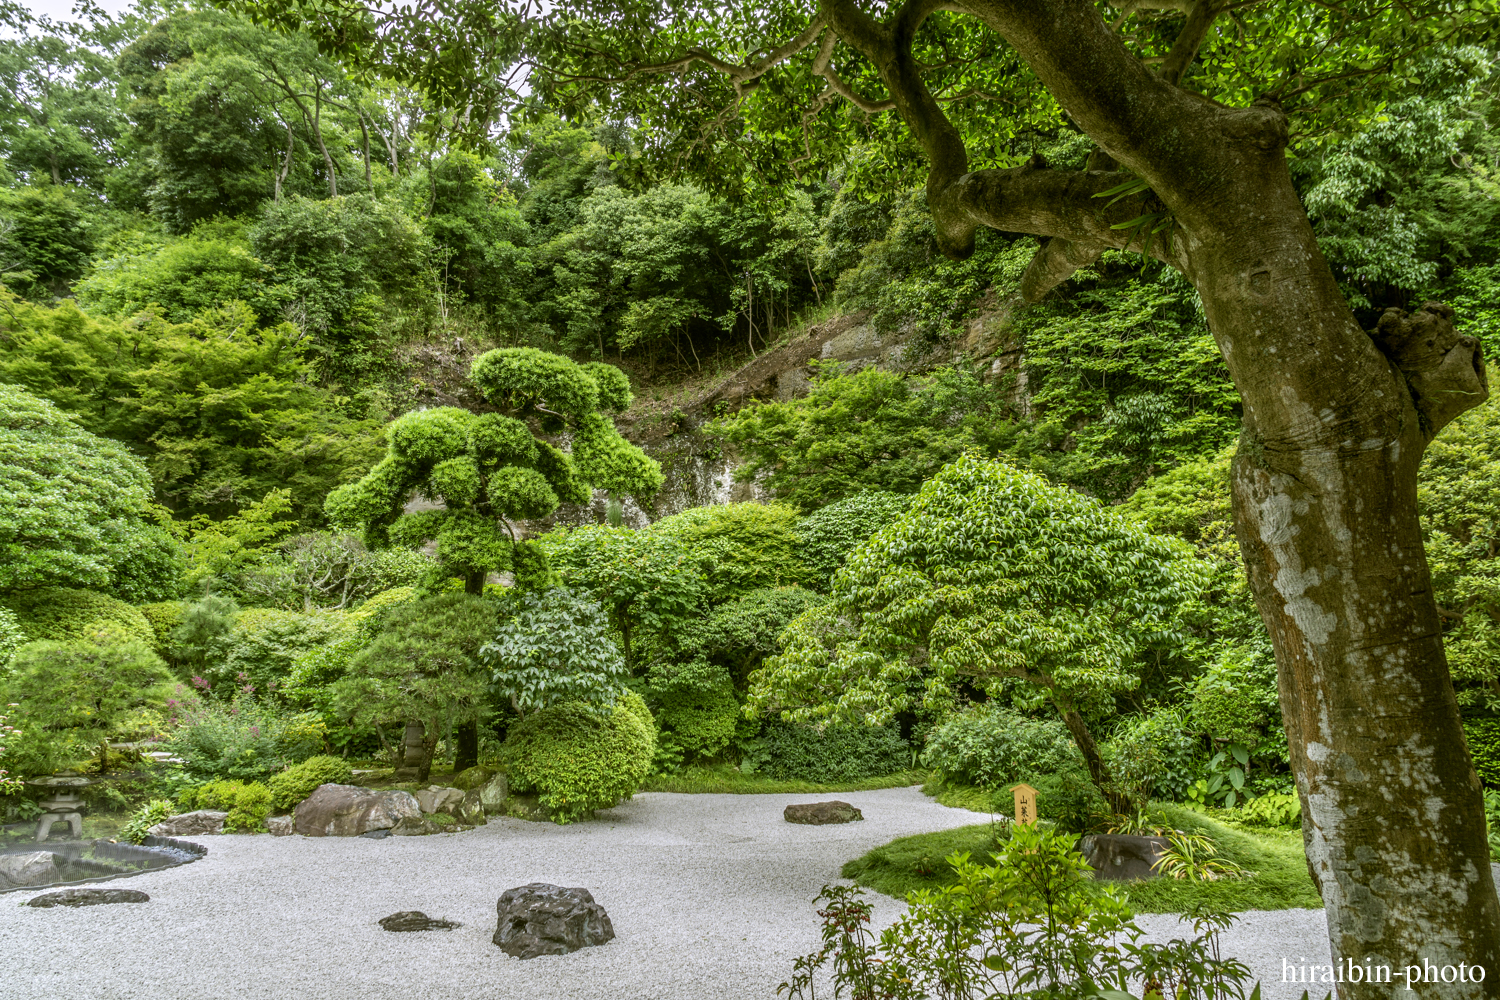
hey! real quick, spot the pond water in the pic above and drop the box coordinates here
[0,836,206,893]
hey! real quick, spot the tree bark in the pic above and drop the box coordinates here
[454,721,479,772]
[1056,704,1133,815]
[812,0,1500,988]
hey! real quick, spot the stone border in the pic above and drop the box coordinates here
[0,836,207,895]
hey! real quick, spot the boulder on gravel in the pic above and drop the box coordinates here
[478,773,509,814]
[266,815,293,836]
[784,801,863,825]
[0,852,57,888]
[452,766,495,791]
[379,910,461,931]
[1080,834,1170,881]
[292,784,422,837]
[27,888,149,907]
[455,790,486,826]
[493,883,615,959]
[414,786,465,815]
[147,810,227,837]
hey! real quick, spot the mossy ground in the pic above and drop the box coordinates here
[842,800,1321,914]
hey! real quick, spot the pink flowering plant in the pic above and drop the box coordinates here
[167,686,326,780]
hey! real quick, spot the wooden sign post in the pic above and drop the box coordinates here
[1012,783,1037,826]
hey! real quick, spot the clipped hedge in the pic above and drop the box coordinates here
[1,587,154,646]
[267,754,353,811]
[500,692,655,824]
[743,719,910,783]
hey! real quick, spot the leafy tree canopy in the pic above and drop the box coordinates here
[480,586,631,716]
[0,382,180,601]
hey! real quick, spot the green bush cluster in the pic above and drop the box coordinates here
[180,779,274,831]
[267,754,353,812]
[645,658,741,763]
[1103,706,1201,802]
[500,692,656,823]
[1236,791,1302,829]
[920,705,1083,789]
[795,491,915,589]
[743,720,910,783]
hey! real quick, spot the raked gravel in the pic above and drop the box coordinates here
[0,786,1339,1000]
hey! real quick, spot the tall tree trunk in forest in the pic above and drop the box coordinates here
[452,569,486,773]
[804,0,1500,990]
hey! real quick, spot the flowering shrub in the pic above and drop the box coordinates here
[167,690,325,780]
[0,706,24,794]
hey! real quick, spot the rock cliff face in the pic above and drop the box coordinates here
[538,310,920,529]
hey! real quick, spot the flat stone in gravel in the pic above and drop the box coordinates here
[0,851,57,888]
[494,883,614,959]
[379,911,459,932]
[27,888,149,908]
[148,811,227,837]
[784,801,863,825]
[293,784,422,837]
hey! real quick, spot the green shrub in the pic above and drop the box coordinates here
[138,602,185,659]
[796,491,914,589]
[646,658,739,762]
[1191,646,1278,747]
[1465,718,1500,786]
[1102,706,1200,801]
[1,587,155,646]
[120,799,174,844]
[3,634,173,768]
[920,704,1083,788]
[1236,791,1302,829]
[499,694,655,824]
[168,693,326,780]
[180,778,273,832]
[267,754,353,811]
[742,719,910,783]
[206,606,344,696]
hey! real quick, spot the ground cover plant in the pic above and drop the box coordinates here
[841,805,1320,915]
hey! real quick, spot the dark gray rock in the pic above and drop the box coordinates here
[1080,834,1171,880]
[0,851,58,888]
[292,784,422,837]
[784,801,863,825]
[379,910,460,931]
[390,815,444,836]
[27,888,149,907]
[147,810,227,837]
[493,883,614,959]
[266,815,293,837]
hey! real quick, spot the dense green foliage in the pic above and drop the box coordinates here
[168,692,326,780]
[1,586,155,646]
[646,502,809,603]
[481,587,631,715]
[499,692,656,823]
[267,753,353,811]
[0,383,179,599]
[3,630,172,765]
[741,720,910,783]
[921,705,1083,789]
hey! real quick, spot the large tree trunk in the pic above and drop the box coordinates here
[1195,151,1498,993]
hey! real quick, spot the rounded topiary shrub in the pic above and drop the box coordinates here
[500,693,654,824]
[268,754,354,811]
[743,719,910,782]
[1,587,154,646]
[920,705,1083,788]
